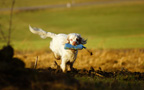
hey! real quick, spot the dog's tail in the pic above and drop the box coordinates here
[29,25,56,39]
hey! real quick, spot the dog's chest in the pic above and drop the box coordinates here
[65,50,78,62]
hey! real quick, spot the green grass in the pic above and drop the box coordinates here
[0,1,144,50]
[0,0,104,8]
[0,0,68,8]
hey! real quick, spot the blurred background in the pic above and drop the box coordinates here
[0,0,144,50]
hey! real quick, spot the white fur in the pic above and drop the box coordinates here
[29,25,86,72]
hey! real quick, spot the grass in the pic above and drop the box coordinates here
[0,1,144,50]
[15,48,144,72]
[0,0,108,8]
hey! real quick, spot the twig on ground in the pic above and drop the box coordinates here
[34,56,38,69]
[95,73,104,77]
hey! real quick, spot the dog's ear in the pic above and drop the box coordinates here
[79,36,87,45]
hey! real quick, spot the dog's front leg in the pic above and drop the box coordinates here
[60,58,67,73]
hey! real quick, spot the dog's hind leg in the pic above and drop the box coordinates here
[70,63,74,71]
[53,53,61,60]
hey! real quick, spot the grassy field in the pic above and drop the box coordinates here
[0,1,144,50]
[0,0,109,8]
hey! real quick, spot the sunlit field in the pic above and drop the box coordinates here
[0,0,144,89]
[15,49,144,72]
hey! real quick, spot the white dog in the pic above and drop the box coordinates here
[29,25,87,72]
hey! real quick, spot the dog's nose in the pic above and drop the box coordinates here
[72,41,76,45]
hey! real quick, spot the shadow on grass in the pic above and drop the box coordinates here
[0,45,144,90]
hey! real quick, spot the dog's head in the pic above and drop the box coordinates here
[66,33,87,46]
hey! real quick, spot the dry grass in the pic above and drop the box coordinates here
[14,49,144,72]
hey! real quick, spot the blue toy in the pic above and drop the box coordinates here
[64,43,86,50]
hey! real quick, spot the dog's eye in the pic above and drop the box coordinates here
[76,38,79,41]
